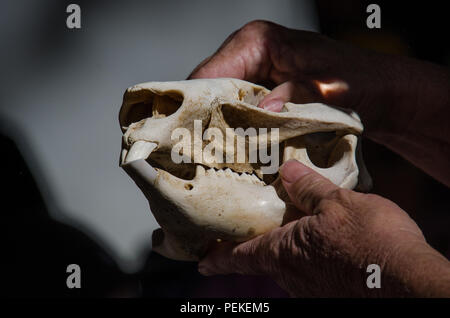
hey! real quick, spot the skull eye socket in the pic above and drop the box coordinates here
[120,90,184,128]
[284,132,350,169]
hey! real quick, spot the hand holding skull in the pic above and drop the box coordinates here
[186,20,450,296]
[198,160,450,297]
[119,78,367,260]
[189,20,450,187]
[119,20,450,296]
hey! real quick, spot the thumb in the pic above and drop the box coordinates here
[279,160,338,215]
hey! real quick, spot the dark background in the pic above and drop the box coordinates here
[2,0,449,297]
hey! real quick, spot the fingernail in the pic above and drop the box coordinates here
[261,99,284,112]
[280,160,311,183]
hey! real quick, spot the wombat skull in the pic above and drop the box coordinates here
[119,78,371,261]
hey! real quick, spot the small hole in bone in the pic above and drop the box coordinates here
[184,183,194,190]
[238,89,245,101]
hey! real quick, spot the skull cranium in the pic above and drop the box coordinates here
[119,78,371,261]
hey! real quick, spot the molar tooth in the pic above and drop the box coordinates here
[244,173,262,185]
[206,168,215,176]
[196,165,206,176]
[124,141,157,164]
[216,169,225,177]
[224,168,234,178]
[240,172,251,181]
[250,174,260,183]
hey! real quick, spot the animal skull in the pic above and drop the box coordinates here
[119,78,371,261]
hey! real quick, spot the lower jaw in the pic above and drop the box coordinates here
[151,160,280,187]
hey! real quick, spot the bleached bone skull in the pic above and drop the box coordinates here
[119,78,371,261]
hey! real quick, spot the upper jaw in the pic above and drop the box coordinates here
[121,139,273,186]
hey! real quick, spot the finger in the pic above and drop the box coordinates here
[188,22,272,81]
[258,81,321,112]
[271,175,309,224]
[188,29,245,79]
[187,30,238,79]
[279,160,338,215]
[187,55,213,79]
[198,222,299,276]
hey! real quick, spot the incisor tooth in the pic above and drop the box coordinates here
[125,141,157,164]
[121,149,128,163]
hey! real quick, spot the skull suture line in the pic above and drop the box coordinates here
[119,78,372,261]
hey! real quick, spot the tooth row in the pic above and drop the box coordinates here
[196,166,264,185]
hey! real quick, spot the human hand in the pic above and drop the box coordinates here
[189,19,450,187]
[188,20,400,131]
[198,160,450,297]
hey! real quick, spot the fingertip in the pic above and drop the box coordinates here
[279,160,312,184]
[258,98,285,112]
[280,160,340,214]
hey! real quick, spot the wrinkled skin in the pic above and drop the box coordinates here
[199,160,450,297]
[188,21,450,297]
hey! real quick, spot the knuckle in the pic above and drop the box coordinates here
[240,20,272,33]
[237,20,276,44]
